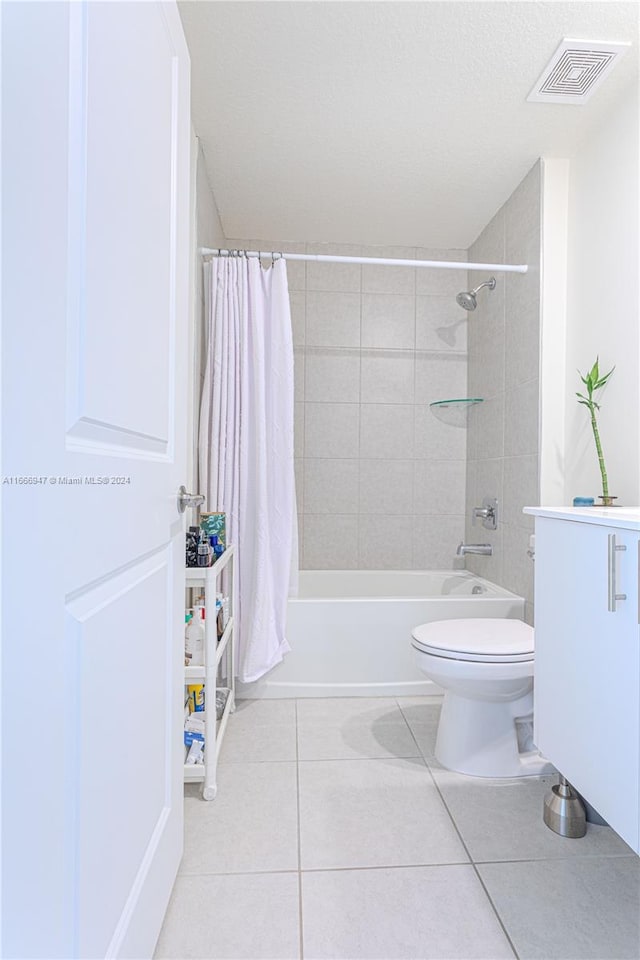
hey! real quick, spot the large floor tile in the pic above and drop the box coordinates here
[218,698,297,762]
[297,697,420,760]
[180,763,298,875]
[302,864,514,959]
[154,872,300,959]
[299,758,468,870]
[430,765,634,862]
[397,697,442,758]
[478,857,640,959]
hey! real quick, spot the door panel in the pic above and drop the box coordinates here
[71,553,172,956]
[68,4,178,450]
[1,2,191,956]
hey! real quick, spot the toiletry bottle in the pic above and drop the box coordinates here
[210,534,224,561]
[184,612,193,665]
[187,684,205,712]
[197,530,210,567]
[185,607,205,667]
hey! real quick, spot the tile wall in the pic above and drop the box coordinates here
[464,162,542,623]
[228,239,470,569]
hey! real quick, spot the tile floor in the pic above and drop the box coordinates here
[155,697,640,960]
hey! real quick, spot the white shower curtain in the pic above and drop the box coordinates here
[199,255,297,683]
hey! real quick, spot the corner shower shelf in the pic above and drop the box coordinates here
[428,397,483,428]
[429,398,484,409]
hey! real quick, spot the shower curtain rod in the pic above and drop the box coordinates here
[199,247,528,274]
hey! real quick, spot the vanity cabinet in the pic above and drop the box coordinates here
[527,508,640,853]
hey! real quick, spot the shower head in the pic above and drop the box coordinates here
[456,277,496,311]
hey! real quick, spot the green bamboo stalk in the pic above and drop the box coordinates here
[576,358,614,500]
[589,405,608,498]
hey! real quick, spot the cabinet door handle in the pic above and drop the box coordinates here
[607,533,627,613]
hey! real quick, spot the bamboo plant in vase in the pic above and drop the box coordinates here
[576,358,616,506]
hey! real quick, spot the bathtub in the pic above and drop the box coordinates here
[236,570,525,699]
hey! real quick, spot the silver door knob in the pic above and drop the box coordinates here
[178,485,205,513]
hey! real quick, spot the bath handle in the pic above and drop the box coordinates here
[607,533,627,613]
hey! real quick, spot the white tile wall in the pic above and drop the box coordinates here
[361,351,415,404]
[294,402,304,458]
[305,348,360,403]
[303,514,359,569]
[306,291,360,348]
[289,290,306,347]
[361,245,417,295]
[413,460,466,516]
[305,402,360,458]
[415,353,467,405]
[232,239,468,570]
[360,404,414,460]
[306,242,362,293]
[465,162,542,610]
[414,405,467,461]
[304,459,359,514]
[361,294,415,349]
[415,248,469,296]
[359,460,414,515]
[416,297,468,353]
[412,516,466,569]
[358,516,414,569]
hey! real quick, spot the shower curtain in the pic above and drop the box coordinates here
[199,255,296,683]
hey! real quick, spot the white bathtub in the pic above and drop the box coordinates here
[236,570,525,699]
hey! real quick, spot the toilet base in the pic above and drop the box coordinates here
[435,689,555,778]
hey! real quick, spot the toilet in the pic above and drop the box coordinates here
[411,618,554,778]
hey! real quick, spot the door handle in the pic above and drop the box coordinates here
[607,533,627,612]
[178,485,205,514]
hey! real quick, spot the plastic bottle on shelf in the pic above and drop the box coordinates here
[209,535,225,563]
[197,530,211,567]
[184,612,193,665]
[185,606,205,667]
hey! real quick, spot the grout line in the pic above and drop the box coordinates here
[296,753,424,763]
[177,859,486,880]
[175,848,635,882]
[299,860,470,874]
[471,866,520,960]
[423,762,520,959]
[395,698,520,957]
[178,868,301,879]
[294,699,304,960]
[466,852,639,865]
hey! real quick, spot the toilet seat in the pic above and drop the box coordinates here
[411,618,534,663]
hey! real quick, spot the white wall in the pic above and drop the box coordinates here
[188,132,226,494]
[563,85,640,506]
[539,158,569,506]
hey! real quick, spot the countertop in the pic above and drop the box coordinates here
[524,505,640,531]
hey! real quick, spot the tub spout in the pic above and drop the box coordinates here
[456,542,493,556]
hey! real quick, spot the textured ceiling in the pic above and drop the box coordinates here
[179,1,639,248]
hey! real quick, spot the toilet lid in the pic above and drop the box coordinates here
[411,618,534,663]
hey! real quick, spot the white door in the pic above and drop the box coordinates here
[1,3,191,956]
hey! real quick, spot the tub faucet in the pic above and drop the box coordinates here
[456,542,493,557]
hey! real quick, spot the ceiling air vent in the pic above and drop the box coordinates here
[527,38,630,105]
